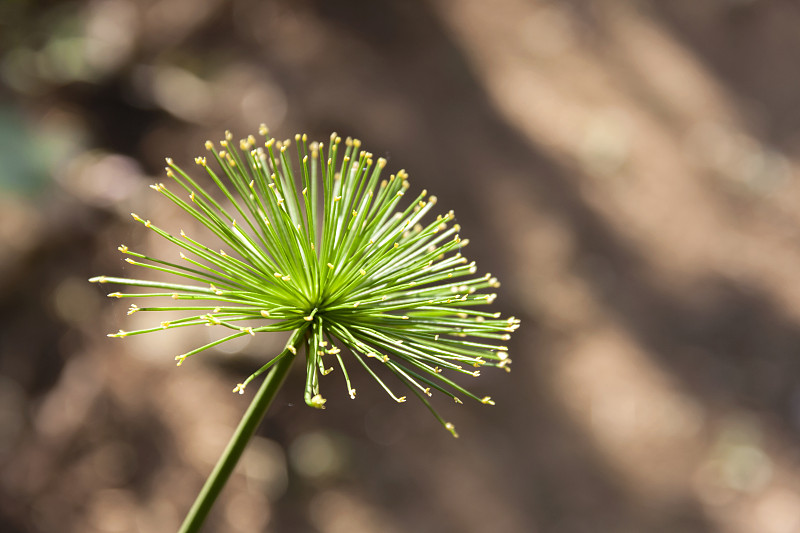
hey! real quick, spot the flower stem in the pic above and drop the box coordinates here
[177,349,297,533]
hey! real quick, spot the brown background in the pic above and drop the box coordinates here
[3,1,800,532]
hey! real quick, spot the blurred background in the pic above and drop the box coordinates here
[3,0,800,532]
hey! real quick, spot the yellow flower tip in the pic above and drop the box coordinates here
[304,315,314,321]
[352,302,359,308]
[481,396,496,406]
[165,157,173,165]
[397,396,407,403]
[108,292,122,298]
[171,293,180,299]
[310,394,327,409]
[287,345,297,355]
[117,245,128,253]
[204,140,214,150]
[124,258,135,264]
[160,321,171,328]
[445,422,459,438]
[127,304,139,315]
[108,329,127,338]
[260,310,270,318]
[165,168,175,178]
[281,275,291,282]
[232,383,246,394]
[454,397,463,404]
[359,268,366,276]
[91,276,107,284]
[130,213,141,221]
[175,355,186,366]
[273,272,282,277]
[472,370,481,377]
[194,156,207,167]
[434,366,442,373]
[258,124,269,136]
[349,388,357,399]
[322,367,334,376]
[224,130,233,141]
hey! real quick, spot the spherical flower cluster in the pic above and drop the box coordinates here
[91,127,518,436]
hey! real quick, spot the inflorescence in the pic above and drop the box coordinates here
[91,127,518,436]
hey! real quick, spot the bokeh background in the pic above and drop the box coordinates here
[3,0,800,532]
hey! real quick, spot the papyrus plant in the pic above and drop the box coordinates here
[91,127,517,532]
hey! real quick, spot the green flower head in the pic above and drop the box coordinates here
[91,127,518,436]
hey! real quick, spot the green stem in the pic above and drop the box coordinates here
[178,348,297,533]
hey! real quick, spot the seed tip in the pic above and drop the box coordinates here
[310,394,327,409]
[445,422,459,438]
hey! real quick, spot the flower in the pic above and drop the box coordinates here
[91,127,518,436]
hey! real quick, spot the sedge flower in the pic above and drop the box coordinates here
[91,127,517,437]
